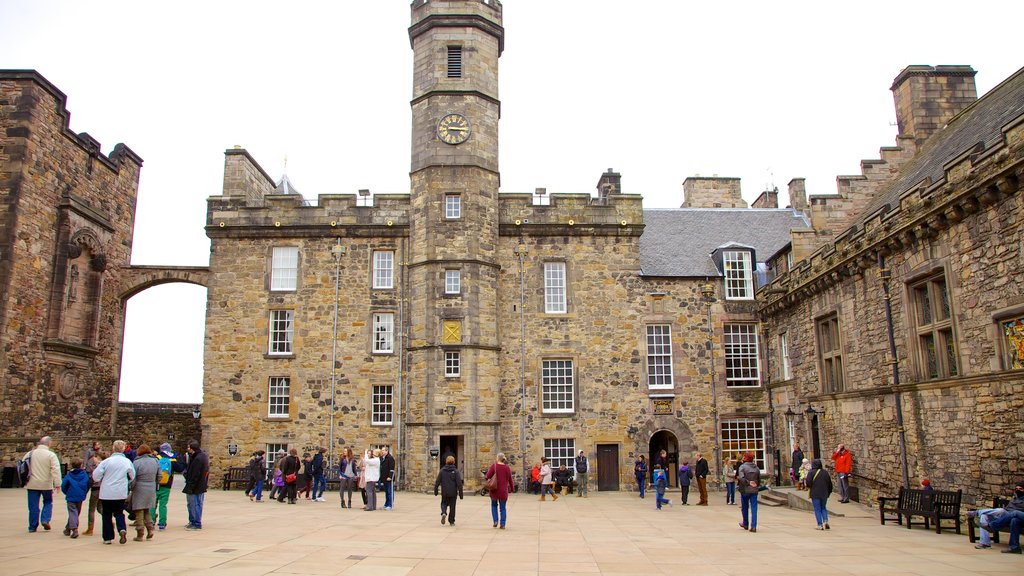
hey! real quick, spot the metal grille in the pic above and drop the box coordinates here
[447,46,462,78]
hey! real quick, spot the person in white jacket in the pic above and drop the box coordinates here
[362,449,381,511]
[92,440,136,545]
[24,436,62,533]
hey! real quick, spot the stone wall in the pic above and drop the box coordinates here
[116,403,203,454]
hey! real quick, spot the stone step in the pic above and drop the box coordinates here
[759,489,788,507]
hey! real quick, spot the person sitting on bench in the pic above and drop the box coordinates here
[553,465,573,495]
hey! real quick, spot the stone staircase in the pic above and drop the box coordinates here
[759,488,789,507]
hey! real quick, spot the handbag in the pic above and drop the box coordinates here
[484,467,499,492]
[284,473,297,483]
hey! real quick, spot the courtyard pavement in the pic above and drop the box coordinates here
[1,485,1019,575]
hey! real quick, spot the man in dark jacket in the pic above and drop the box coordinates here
[553,464,573,495]
[381,447,396,510]
[791,443,805,486]
[433,455,463,525]
[182,439,209,530]
[695,452,710,505]
[311,447,326,502]
[983,480,1024,554]
[575,450,589,498]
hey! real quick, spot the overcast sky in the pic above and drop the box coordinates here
[2,1,1021,404]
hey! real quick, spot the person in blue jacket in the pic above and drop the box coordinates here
[653,464,672,510]
[60,457,90,538]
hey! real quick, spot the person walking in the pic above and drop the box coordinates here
[634,455,647,498]
[92,440,135,544]
[653,464,671,510]
[268,451,285,501]
[60,457,90,538]
[831,444,853,503]
[434,455,463,525]
[724,456,737,505]
[24,435,62,533]
[129,444,159,541]
[484,453,514,528]
[278,448,301,504]
[339,448,357,509]
[151,443,184,530]
[678,460,694,505]
[245,450,266,502]
[311,447,327,502]
[539,457,557,501]
[82,448,103,535]
[574,450,589,498]
[805,458,833,530]
[738,452,761,533]
[381,446,396,510]
[695,452,709,506]
[362,449,381,510]
[790,443,804,486]
[182,439,209,529]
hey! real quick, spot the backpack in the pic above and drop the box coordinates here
[17,453,31,486]
[158,456,173,485]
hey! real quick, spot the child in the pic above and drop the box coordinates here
[678,461,693,505]
[797,458,811,490]
[268,454,285,501]
[653,464,671,509]
[60,457,90,538]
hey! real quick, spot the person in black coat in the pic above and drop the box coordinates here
[182,439,209,530]
[806,458,833,530]
[433,456,463,525]
[381,447,396,510]
[694,453,710,505]
[278,448,301,504]
[791,443,805,486]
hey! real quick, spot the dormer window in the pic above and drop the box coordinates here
[447,46,462,78]
[724,250,754,300]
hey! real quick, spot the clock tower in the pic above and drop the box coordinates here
[406,0,504,486]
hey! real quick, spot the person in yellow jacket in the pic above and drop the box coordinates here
[24,436,62,532]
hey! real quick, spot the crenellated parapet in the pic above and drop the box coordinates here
[497,191,644,237]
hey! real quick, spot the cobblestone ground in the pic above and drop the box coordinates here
[1,486,1019,575]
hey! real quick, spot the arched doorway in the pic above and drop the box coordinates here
[649,430,679,487]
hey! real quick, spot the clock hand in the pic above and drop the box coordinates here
[446,126,467,131]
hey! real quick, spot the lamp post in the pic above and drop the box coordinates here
[445,403,456,423]
[191,406,201,420]
[701,282,722,489]
[329,241,346,469]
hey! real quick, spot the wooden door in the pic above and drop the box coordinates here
[596,444,619,491]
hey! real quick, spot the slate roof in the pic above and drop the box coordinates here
[859,66,1024,223]
[640,208,809,277]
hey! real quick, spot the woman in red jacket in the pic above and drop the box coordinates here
[831,444,853,503]
[485,453,515,529]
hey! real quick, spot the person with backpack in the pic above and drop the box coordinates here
[246,450,267,502]
[24,435,62,533]
[678,460,694,505]
[805,458,833,530]
[738,452,762,533]
[434,455,464,525]
[60,457,90,538]
[151,443,184,531]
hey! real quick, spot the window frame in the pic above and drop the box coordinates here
[721,418,766,473]
[444,351,461,378]
[723,323,760,387]
[270,246,299,292]
[645,324,674,389]
[909,273,959,380]
[444,269,461,295]
[445,194,462,219]
[372,385,393,425]
[372,313,395,354]
[372,251,394,290]
[543,438,576,478]
[997,313,1024,371]
[779,332,792,381]
[267,377,290,418]
[723,249,754,300]
[268,309,294,356]
[265,443,288,470]
[446,45,463,78]
[544,261,567,314]
[816,313,844,393]
[541,359,575,414]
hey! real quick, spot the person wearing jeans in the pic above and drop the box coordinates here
[831,444,853,503]
[574,450,589,498]
[182,439,209,529]
[311,447,327,502]
[92,440,135,544]
[738,452,761,532]
[381,447,396,510]
[806,458,833,529]
[485,453,514,528]
[24,436,63,533]
[634,456,647,498]
[984,480,1024,554]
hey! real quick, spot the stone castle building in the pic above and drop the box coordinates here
[0,71,203,466]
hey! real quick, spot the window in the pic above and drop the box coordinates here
[786,251,794,272]
[372,385,393,425]
[1000,315,1024,370]
[911,274,958,379]
[787,417,797,455]
[265,443,288,469]
[724,324,760,387]
[372,251,394,289]
[543,438,576,476]
[646,325,673,388]
[445,351,461,377]
[816,313,844,393]
[541,359,574,413]
[270,247,298,291]
[269,310,294,355]
[544,262,567,313]
[724,250,753,300]
[445,270,461,295]
[721,419,766,472]
[372,313,394,354]
[779,332,792,381]
[268,377,290,417]
[447,46,462,78]
[445,195,461,219]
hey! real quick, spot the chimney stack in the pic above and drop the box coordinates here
[681,176,746,208]
[596,168,621,198]
[787,178,807,213]
[752,187,779,209]
[891,65,977,145]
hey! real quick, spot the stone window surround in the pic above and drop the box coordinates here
[902,260,961,381]
[814,311,844,394]
[372,312,395,354]
[444,268,461,295]
[645,324,674,389]
[445,194,462,219]
[444,350,461,377]
[540,357,576,416]
[991,301,1024,371]
[268,309,294,356]
[372,250,395,290]
[269,246,299,292]
[543,260,568,314]
[267,376,291,419]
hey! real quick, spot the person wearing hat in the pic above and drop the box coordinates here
[574,450,589,498]
[151,443,184,531]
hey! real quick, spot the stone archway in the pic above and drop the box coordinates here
[117,265,209,304]
[638,416,697,488]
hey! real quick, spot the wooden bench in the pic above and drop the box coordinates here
[222,467,249,490]
[878,487,962,534]
[324,466,341,491]
[968,496,1010,544]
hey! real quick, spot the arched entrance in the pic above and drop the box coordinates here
[649,430,679,487]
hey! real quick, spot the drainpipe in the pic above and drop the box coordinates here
[396,238,406,489]
[328,239,345,470]
[878,252,910,488]
[701,282,722,490]
[515,243,529,492]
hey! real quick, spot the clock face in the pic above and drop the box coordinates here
[437,113,471,145]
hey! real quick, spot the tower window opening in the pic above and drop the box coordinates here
[447,46,462,78]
